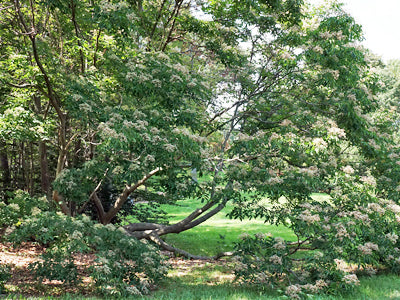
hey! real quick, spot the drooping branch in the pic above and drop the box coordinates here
[147,232,233,260]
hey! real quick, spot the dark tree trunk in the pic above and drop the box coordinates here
[0,141,11,202]
[39,141,50,196]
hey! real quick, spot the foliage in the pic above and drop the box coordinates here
[233,169,400,298]
[0,190,48,235]
[9,212,168,296]
[0,264,11,294]
[2,0,400,297]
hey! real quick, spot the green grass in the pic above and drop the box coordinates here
[141,274,400,300]
[160,197,296,256]
[5,274,400,299]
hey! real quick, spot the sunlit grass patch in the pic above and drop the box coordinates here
[161,196,297,256]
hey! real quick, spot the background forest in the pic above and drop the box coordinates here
[1,0,400,298]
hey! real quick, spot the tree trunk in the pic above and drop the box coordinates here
[0,141,11,202]
[39,141,50,197]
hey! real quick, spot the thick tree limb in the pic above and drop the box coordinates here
[147,233,233,260]
[102,167,162,224]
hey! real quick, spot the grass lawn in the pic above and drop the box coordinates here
[161,197,297,257]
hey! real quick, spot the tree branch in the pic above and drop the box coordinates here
[102,167,162,224]
[147,233,233,260]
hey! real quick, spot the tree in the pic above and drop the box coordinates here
[1,0,396,259]
[4,0,400,296]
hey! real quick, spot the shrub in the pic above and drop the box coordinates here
[233,173,400,298]
[8,212,168,296]
[0,264,11,294]
[0,190,47,237]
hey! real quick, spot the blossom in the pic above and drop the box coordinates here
[367,203,385,215]
[170,74,183,82]
[8,203,20,211]
[385,233,399,244]
[285,285,301,299]
[358,242,379,255]
[254,232,267,239]
[312,138,327,150]
[105,223,116,231]
[268,177,283,185]
[280,119,292,126]
[238,233,250,240]
[281,52,294,60]
[315,280,328,289]
[236,132,252,141]
[319,31,333,39]
[71,230,83,240]
[342,165,354,174]
[255,272,269,283]
[272,240,286,250]
[79,103,92,112]
[269,255,282,265]
[350,211,369,222]
[342,274,360,285]
[151,79,162,88]
[172,63,189,74]
[334,223,350,240]
[150,127,160,134]
[31,207,41,216]
[234,261,248,271]
[297,210,320,223]
[163,143,177,152]
[328,125,346,138]
[157,52,170,60]
[313,45,324,54]
[387,204,400,213]
[361,175,376,186]
[145,155,155,163]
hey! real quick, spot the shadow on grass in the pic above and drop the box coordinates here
[142,275,400,300]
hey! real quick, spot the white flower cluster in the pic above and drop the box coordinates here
[327,125,346,139]
[98,122,127,142]
[386,233,399,244]
[342,165,354,174]
[360,175,376,187]
[272,237,286,250]
[269,254,282,265]
[238,232,250,240]
[334,223,350,241]
[297,210,320,224]
[319,30,345,41]
[342,274,360,285]
[312,138,327,150]
[357,242,379,255]
[285,284,301,299]
[367,203,385,215]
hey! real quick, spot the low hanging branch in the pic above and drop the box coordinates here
[147,232,233,260]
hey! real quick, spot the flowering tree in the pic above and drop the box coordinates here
[2,0,400,295]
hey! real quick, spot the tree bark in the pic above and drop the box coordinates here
[0,141,11,202]
[39,141,50,196]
